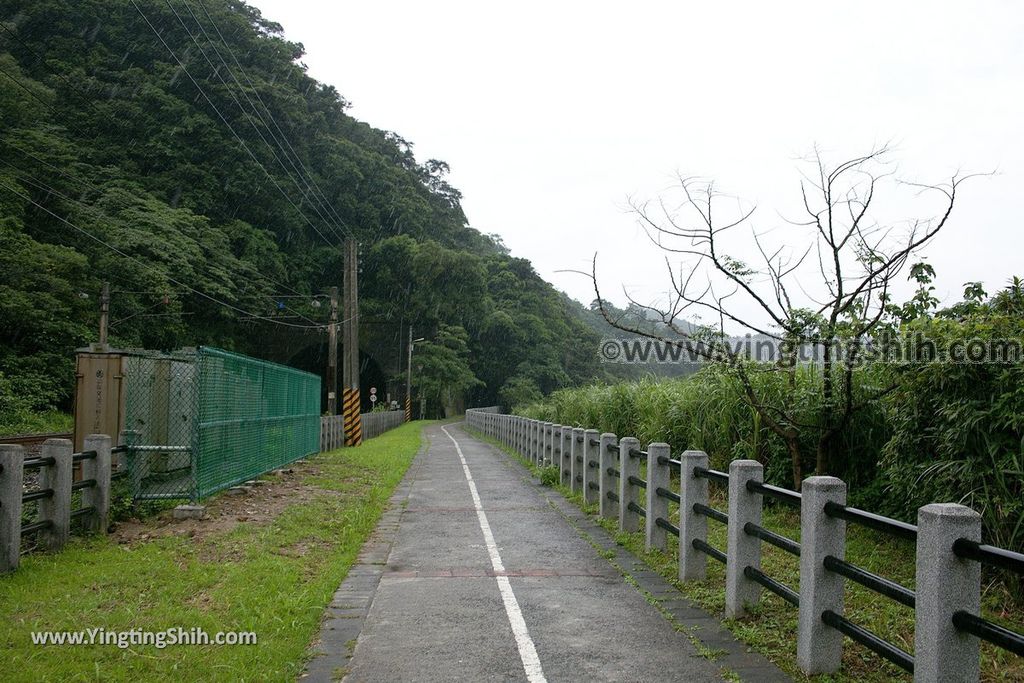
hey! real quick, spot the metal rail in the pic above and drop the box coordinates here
[627,475,647,489]
[655,486,680,504]
[607,491,620,503]
[744,522,801,557]
[22,488,54,503]
[823,555,915,608]
[746,480,802,507]
[953,538,1024,575]
[656,517,680,537]
[824,501,917,541]
[692,502,728,525]
[69,506,96,519]
[0,431,72,447]
[71,478,97,492]
[628,447,647,460]
[628,501,646,518]
[22,457,56,470]
[20,519,53,535]
[952,610,1024,657]
[657,456,682,470]
[71,450,97,463]
[606,443,620,453]
[692,538,727,564]
[744,566,799,607]
[607,467,620,478]
[588,482,599,491]
[821,610,914,672]
[693,466,728,485]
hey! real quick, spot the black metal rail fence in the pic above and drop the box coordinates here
[1,435,122,573]
[466,409,1024,682]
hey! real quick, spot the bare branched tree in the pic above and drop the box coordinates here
[592,147,980,487]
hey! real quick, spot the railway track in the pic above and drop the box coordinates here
[0,432,74,456]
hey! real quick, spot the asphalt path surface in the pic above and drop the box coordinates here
[342,423,728,682]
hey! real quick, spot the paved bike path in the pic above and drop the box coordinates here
[309,423,784,682]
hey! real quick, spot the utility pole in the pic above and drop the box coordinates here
[326,286,338,415]
[405,327,413,422]
[342,239,362,446]
[98,281,110,349]
[405,329,424,422]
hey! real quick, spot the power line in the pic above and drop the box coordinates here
[182,0,353,239]
[0,63,92,140]
[164,0,350,245]
[0,149,316,321]
[129,0,340,250]
[0,175,330,329]
[191,0,354,236]
[0,134,323,311]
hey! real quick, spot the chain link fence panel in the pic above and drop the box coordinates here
[122,347,320,502]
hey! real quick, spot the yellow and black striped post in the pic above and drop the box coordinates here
[404,395,412,422]
[343,388,362,446]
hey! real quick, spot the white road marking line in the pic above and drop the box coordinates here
[440,425,547,683]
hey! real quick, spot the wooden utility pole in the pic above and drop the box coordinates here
[98,282,110,349]
[326,286,338,414]
[342,239,362,446]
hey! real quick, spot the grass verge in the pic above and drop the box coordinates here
[470,428,1024,683]
[0,420,432,682]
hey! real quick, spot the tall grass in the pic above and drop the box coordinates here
[519,365,890,503]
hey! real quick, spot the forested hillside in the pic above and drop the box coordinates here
[0,0,607,426]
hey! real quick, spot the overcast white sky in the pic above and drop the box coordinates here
[253,0,1022,323]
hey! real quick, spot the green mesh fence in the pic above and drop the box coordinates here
[122,347,320,502]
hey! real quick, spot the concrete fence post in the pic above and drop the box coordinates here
[39,438,72,552]
[646,443,671,551]
[1,444,24,573]
[532,421,540,464]
[551,425,560,470]
[582,430,600,506]
[797,476,847,674]
[82,435,112,534]
[914,503,982,683]
[618,437,641,533]
[598,433,618,519]
[679,450,709,580]
[538,423,546,465]
[725,459,762,618]
[570,428,584,493]
[527,420,535,462]
[545,423,554,466]
[560,427,572,487]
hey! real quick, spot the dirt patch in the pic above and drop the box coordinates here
[111,459,326,546]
